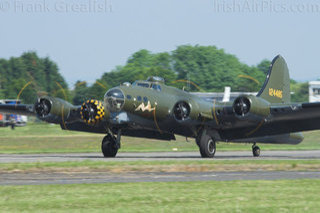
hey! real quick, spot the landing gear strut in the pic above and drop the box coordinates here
[252,143,260,157]
[196,130,216,158]
[101,131,121,158]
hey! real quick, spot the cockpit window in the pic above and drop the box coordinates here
[105,89,125,111]
[137,83,150,88]
[132,81,151,88]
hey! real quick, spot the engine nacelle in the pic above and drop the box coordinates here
[80,99,105,125]
[34,96,76,124]
[173,101,191,121]
[233,95,270,118]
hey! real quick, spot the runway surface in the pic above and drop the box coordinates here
[1,151,320,185]
[1,171,320,185]
[0,150,320,163]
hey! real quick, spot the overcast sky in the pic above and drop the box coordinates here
[1,0,320,87]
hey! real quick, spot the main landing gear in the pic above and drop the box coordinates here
[252,143,260,157]
[101,131,121,158]
[196,130,261,158]
[196,131,216,158]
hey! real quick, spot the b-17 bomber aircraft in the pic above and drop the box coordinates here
[0,55,318,158]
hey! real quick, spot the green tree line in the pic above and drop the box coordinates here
[75,45,309,103]
[0,52,68,104]
[0,46,310,105]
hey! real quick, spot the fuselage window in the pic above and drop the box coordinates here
[143,97,148,103]
[127,95,132,100]
[137,96,142,101]
[152,84,162,91]
[152,84,157,90]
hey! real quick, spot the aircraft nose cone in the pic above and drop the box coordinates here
[105,88,125,111]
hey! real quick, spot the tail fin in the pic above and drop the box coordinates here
[257,55,290,103]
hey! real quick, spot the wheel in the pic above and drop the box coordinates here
[198,133,216,158]
[101,134,118,158]
[252,145,260,157]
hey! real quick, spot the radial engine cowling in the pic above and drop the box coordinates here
[80,99,105,124]
[233,95,270,118]
[34,96,75,124]
[173,101,191,121]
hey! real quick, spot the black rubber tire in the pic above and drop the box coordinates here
[199,134,216,158]
[101,135,118,158]
[252,146,260,157]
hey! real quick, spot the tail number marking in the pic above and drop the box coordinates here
[269,88,283,99]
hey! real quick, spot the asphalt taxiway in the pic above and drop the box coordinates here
[0,150,320,163]
[1,171,320,185]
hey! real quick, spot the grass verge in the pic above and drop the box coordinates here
[0,179,320,212]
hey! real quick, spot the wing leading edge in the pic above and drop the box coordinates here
[0,104,35,116]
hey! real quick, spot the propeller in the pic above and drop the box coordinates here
[174,101,190,121]
[80,99,105,124]
[34,98,51,118]
[233,97,251,117]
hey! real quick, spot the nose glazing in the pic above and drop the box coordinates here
[105,89,125,111]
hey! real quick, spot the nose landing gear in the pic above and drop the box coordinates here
[101,130,121,158]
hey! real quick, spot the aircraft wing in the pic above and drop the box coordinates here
[0,104,35,116]
[0,96,106,127]
[268,102,320,133]
[213,100,320,141]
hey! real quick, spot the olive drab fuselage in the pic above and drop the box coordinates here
[104,80,218,138]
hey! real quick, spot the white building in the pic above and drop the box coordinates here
[0,99,27,127]
[309,81,320,102]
